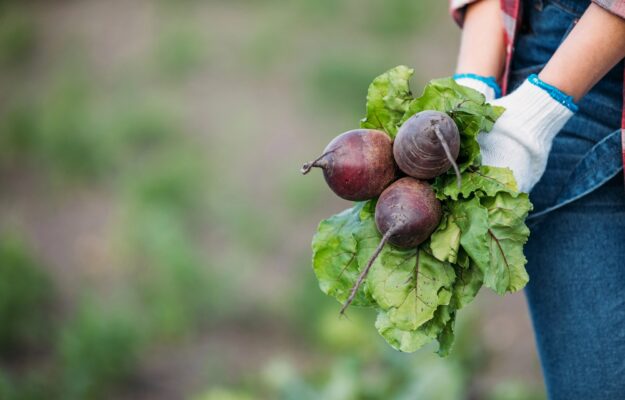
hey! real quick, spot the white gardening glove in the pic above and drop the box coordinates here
[454,73,501,102]
[478,75,577,193]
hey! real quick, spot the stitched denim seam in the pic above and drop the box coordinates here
[528,167,623,220]
[528,130,622,219]
[547,0,588,17]
[559,130,622,184]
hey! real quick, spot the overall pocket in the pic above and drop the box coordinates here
[528,129,624,221]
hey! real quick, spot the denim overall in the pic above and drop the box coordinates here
[509,0,625,398]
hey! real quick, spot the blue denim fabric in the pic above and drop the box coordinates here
[508,1,625,399]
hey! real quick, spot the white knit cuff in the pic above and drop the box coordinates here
[493,80,574,147]
[455,77,497,102]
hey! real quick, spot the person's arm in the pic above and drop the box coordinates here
[477,2,625,193]
[455,0,506,79]
[539,3,625,102]
[453,0,506,101]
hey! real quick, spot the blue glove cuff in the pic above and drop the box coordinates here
[453,73,502,99]
[527,74,579,113]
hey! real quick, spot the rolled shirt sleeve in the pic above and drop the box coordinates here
[450,0,480,26]
[592,0,625,19]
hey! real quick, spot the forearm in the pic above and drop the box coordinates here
[539,3,625,102]
[455,0,506,79]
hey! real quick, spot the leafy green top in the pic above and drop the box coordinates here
[360,65,414,138]
[313,66,532,356]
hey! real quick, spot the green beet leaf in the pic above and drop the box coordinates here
[481,192,532,293]
[436,309,457,357]
[375,305,455,354]
[449,193,532,294]
[451,262,483,310]
[457,247,471,269]
[449,196,490,273]
[433,166,519,200]
[312,202,379,307]
[360,65,414,138]
[368,247,455,331]
[430,214,461,264]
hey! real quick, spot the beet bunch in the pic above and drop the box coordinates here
[305,67,532,356]
[303,111,461,313]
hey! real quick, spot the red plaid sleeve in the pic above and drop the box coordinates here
[592,0,625,19]
[450,0,481,26]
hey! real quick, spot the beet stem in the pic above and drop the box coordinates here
[340,228,395,315]
[301,151,332,175]
[413,249,419,301]
[433,125,462,189]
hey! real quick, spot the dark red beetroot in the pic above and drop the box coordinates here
[394,111,461,187]
[340,177,442,314]
[374,177,442,248]
[301,129,397,201]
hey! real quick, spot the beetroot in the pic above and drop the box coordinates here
[340,177,442,314]
[394,111,461,187]
[374,177,442,248]
[301,129,397,201]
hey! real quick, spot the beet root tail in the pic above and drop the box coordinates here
[300,151,331,175]
[340,228,395,315]
[434,125,462,189]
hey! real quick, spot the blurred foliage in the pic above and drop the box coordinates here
[155,23,207,79]
[0,1,216,396]
[0,370,51,400]
[129,208,215,338]
[122,147,205,218]
[0,100,40,164]
[307,55,388,117]
[0,236,53,355]
[195,310,501,400]
[0,6,35,66]
[195,388,255,400]
[58,305,142,400]
[0,70,112,180]
[488,382,547,400]
[364,0,434,38]
[37,74,112,179]
[0,0,544,399]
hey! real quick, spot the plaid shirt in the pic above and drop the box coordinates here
[450,0,625,173]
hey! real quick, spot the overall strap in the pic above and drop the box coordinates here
[499,0,522,95]
[622,66,625,185]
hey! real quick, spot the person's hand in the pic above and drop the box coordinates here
[454,73,501,102]
[478,74,577,193]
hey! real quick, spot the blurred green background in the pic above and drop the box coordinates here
[0,1,546,399]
